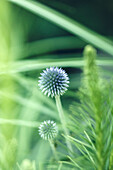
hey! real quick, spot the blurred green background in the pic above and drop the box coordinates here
[0,0,113,169]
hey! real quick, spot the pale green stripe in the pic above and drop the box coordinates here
[0,58,113,74]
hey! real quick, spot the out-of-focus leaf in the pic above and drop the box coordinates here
[9,0,113,55]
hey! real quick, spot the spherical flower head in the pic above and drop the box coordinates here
[38,67,69,97]
[39,120,58,140]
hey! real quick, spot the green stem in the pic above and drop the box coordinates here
[109,149,113,170]
[95,112,104,170]
[109,115,113,170]
[55,95,73,154]
[84,45,106,170]
[49,139,58,161]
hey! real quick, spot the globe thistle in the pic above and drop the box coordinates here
[39,120,58,140]
[38,67,69,97]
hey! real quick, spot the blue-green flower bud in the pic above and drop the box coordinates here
[38,67,69,97]
[39,120,58,140]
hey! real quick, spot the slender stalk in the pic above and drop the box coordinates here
[109,115,113,170]
[16,163,22,170]
[109,150,113,170]
[55,95,73,154]
[0,118,40,128]
[83,45,108,169]
[49,139,58,161]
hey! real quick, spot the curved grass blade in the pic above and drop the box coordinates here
[0,118,40,128]
[9,0,113,55]
[22,36,86,58]
[1,58,113,74]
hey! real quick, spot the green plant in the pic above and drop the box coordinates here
[0,0,113,169]
[38,67,73,155]
[39,120,58,140]
[69,45,113,169]
[39,120,58,161]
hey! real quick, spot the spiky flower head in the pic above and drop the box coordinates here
[38,67,69,97]
[39,120,58,140]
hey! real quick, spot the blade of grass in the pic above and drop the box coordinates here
[21,36,85,58]
[9,0,113,55]
[0,58,84,74]
[0,118,40,128]
[12,73,56,110]
[65,135,91,148]
[82,145,95,165]
[58,162,62,170]
[1,58,113,74]
[84,131,96,151]
[67,155,82,169]
[16,163,22,170]
[0,91,58,119]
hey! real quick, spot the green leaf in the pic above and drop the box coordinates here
[21,36,86,58]
[9,0,113,55]
[1,58,113,74]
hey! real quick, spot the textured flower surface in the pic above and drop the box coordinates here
[39,120,58,140]
[38,67,69,97]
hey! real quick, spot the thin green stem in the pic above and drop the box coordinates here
[109,115,113,170]
[58,163,62,170]
[49,139,58,161]
[95,112,104,170]
[55,95,73,154]
[109,149,113,170]
[16,163,22,170]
